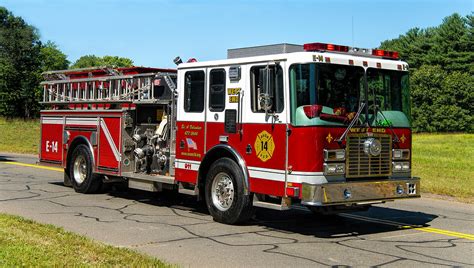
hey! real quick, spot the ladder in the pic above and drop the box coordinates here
[41,67,177,104]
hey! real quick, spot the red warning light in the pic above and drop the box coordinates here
[303,105,323,119]
[304,42,349,53]
[372,49,399,59]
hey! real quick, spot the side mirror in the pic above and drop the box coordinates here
[258,93,273,111]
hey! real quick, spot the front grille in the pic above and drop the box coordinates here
[346,134,392,178]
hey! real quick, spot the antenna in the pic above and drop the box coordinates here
[351,16,354,47]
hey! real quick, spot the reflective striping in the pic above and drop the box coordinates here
[100,119,121,162]
[41,117,99,126]
[66,117,98,126]
[341,213,474,241]
[248,166,327,184]
[1,162,63,172]
[290,171,325,176]
[41,117,63,124]
[175,159,200,171]
[249,169,286,181]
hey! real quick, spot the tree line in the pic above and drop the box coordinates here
[0,7,133,118]
[0,7,472,132]
[380,13,473,132]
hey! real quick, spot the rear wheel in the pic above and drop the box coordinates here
[205,158,254,224]
[69,144,102,193]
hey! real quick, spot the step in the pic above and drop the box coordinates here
[128,178,159,192]
[252,196,291,211]
[178,182,198,196]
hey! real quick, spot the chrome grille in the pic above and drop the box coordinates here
[346,134,392,178]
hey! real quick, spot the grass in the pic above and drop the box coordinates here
[0,213,171,267]
[0,117,472,201]
[412,133,474,202]
[0,117,40,154]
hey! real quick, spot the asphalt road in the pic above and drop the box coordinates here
[0,153,473,267]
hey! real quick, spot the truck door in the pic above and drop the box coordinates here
[243,62,288,197]
[175,68,207,183]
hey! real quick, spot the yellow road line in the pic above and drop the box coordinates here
[404,226,474,241]
[0,161,63,172]
[342,213,474,241]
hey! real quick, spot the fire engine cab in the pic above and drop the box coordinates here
[39,42,420,224]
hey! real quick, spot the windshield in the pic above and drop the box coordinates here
[290,63,365,126]
[289,63,411,127]
[366,68,411,127]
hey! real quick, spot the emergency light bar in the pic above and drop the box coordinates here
[303,43,349,53]
[304,42,399,60]
[371,49,399,59]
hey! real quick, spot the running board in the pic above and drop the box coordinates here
[122,172,175,184]
[123,172,175,193]
[128,178,159,192]
[178,182,198,196]
[252,196,291,211]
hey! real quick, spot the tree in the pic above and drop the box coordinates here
[380,13,473,75]
[380,27,436,71]
[410,66,473,132]
[0,7,42,118]
[40,41,69,72]
[71,55,133,69]
[431,13,473,75]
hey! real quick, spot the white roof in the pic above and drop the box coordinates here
[178,51,408,71]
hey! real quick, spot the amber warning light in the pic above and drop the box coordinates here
[304,42,399,59]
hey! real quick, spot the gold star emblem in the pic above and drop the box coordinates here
[400,134,406,143]
[326,133,333,143]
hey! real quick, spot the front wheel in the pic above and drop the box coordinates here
[205,158,254,224]
[69,144,102,194]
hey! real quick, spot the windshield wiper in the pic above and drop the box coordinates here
[374,105,400,143]
[336,102,366,143]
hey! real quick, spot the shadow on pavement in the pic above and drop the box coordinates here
[85,185,437,239]
[0,155,16,162]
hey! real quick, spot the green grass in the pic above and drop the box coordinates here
[412,133,474,202]
[0,213,171,267]
[0,117,40,154]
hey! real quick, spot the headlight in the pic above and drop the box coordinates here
[392,149,410,160]
[324,149,345,162]
[324,163,345,175]
[392,161,410,172]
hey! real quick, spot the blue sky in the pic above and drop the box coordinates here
[2,0,472,68]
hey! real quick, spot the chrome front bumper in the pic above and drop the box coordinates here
[301,178,420,206]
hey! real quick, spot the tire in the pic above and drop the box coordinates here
[69,144,102,194]
[205,158,254,224]
[63,170,72,187]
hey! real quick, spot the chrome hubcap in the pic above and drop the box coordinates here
[73,155,87,185]
[211,173,235,211]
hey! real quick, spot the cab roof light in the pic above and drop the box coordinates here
[372,49,399,59]
[304,42,349,53]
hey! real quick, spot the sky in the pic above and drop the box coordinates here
[2,0,472,68]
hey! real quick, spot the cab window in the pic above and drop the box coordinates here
[209,69,226,112]
[184,71,205,112]
[250,65,284,113]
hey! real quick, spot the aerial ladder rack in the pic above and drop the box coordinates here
[41,66,177,105]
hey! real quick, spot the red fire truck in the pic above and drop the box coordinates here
[39,42,420,224]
